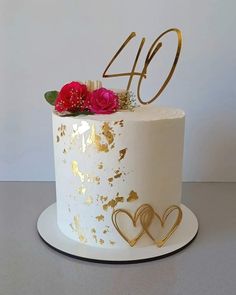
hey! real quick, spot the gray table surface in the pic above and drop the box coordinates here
[1,182,236,295]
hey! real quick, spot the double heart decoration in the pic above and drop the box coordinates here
[112,204,182,247]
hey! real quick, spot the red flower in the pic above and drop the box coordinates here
[89,88,119,114]
[55,81,89,113]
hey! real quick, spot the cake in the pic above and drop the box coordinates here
[44,29,187,250]
[52,101,185,248]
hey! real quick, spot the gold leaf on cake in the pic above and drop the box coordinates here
[99,239,104,245]
[77,186,86,195]
[114,169,122,179]
[103,228,109,234]
[96,214,105,222]
[79,235,86,242]
[119,148,127,161]
[114,120,124,127]
[109,240,116,245]
[87,125,109,152]
[103,194,124,211]
[100,195,108,203]
[87,123,116,152]
[127,190,139,202]
[84,196,93,205]
[108,177,113,184]
[97,162,104,169]
[71,160,85,182]
[102,122,115,145]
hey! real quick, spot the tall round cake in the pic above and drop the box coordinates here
[52,105,185,248]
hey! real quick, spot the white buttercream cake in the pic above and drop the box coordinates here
[52,104,185,248]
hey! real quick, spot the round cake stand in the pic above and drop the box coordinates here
[37,203,198,264]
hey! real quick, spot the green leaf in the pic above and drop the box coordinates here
[44,90,59,106]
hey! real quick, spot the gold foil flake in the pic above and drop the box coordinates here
[102,122,115,145]
[127,190,139,202]
[71,160,85,182]
[87,123,116,152]
[114,120,124,127]
[96,214,105,222]
[79,235,86,242]
[58,124,66,136]
[119,148,127,161]
[108,177,113,183]
[114,169,122,179]
[100,195,108,203]
[70,215,87,243]
[95,176,100,185]
[109,240,116,245]
[103,194,124,211]
[114,173,122,179]
[91,228,96,234]
[98,162,103,169]
[103,229,109,234]
[63,148,67,154]
[84,196,93,205]
[99,239,104,245]
[72,215,80,229]
[56,125,66,143]
[108,169,123,184]
[87,125,109,153]
[77,186,86,195]
[86,175,100,184]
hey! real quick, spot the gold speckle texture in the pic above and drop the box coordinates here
[99,239,104,245]
[96,214,105,222]
[87,125,109,152]
[77,186,86,195]
[100,195,108,203]
[127,190,139,202]
[71,160,85,182]
[102,122,115,145]
[84,196,93,205]
[98,162,104,169]
[119,148,127,161]
[103,194,124,211]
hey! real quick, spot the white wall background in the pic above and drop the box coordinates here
[0,0,235,181]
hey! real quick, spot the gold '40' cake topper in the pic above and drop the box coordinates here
[103,28,182,104]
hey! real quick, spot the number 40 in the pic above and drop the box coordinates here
[103,28,182,105]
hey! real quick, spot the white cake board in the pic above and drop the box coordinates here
[37,203,198,264]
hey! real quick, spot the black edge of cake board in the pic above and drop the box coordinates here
[37,228,199,265]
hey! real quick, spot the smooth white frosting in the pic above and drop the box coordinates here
[52,106,185,248]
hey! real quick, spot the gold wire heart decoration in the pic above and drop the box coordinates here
[112,204,153,247]
[140,205,182,248]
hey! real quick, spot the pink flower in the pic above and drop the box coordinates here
[55,81,89,113]
[89,88,119,114]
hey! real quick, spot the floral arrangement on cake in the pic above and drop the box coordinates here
[44,80,136,116]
